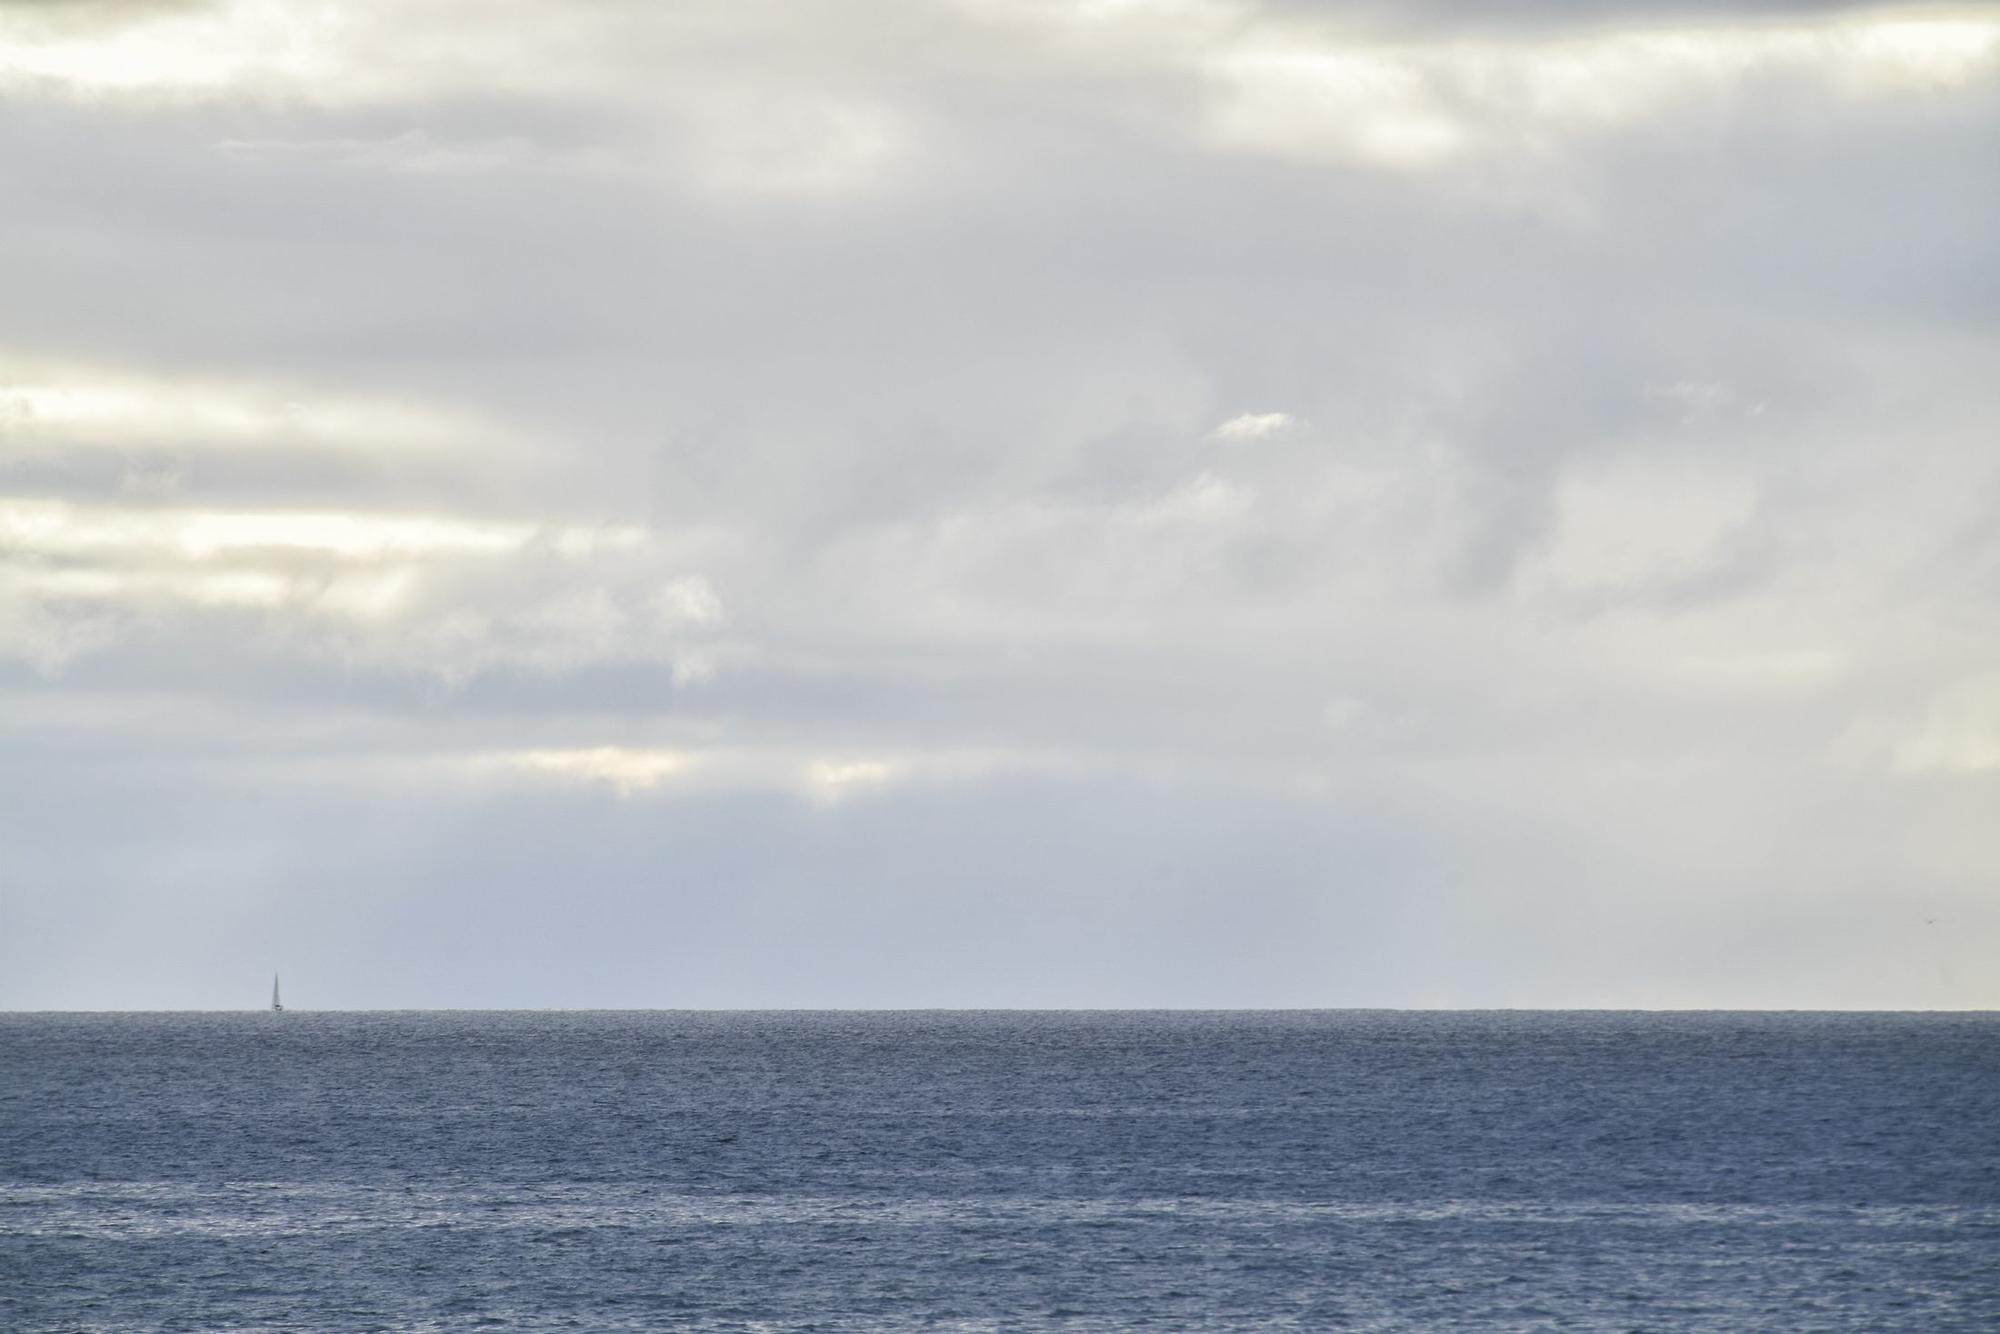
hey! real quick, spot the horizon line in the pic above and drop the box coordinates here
[6,1005,1996,1015]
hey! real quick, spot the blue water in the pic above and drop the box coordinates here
[2,1011,1995,1330]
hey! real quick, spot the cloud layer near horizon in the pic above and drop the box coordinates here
[3,0,1997,1007]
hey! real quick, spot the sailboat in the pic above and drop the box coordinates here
[272,973,284,1013]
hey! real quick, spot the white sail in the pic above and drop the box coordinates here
[272,973,283,1012]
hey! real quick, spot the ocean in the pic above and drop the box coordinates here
[2,1011,1995,1330]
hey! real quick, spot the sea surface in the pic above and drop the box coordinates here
[2,1011,1995,1331]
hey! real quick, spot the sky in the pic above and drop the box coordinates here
[1,0,1996,1009]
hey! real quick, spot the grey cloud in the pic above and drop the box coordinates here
[1264,1,1904,38]
[0,0,212,24]
[2,0,1997,1006]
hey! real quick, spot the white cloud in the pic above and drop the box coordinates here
[4,563,292,608]
[1134,473,1252,525]
[1211,411,1295,441]
[1517,458,1758,599]
[805,757,899,802]
[1668,647,1844,692]
[465,741,1126,807]
[1204,13,2000,170]
[0,496,727,678]
[1897,679,2000,776]
[0,1,920,199]
[0,357,496,459]
[682,94,910,197]
[13,4,1992,182]
[656,575,726,628]
[499,746,694,796]
[478,745,994,805]
[0,500,534,561]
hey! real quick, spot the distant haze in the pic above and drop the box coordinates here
[1,0,1996,1009]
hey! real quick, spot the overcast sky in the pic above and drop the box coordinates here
[2,0,1996,1008]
